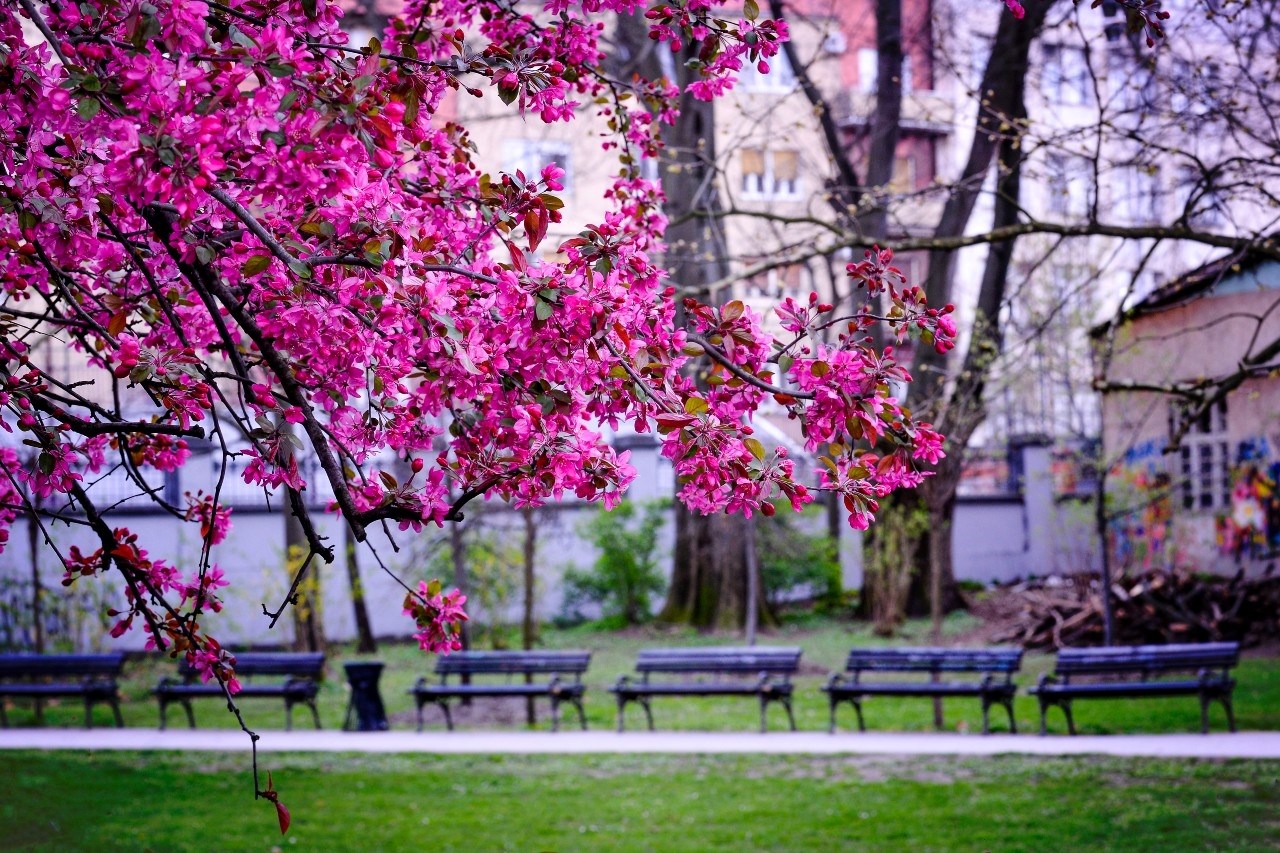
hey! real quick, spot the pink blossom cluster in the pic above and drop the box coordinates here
[0,0,968,663]
[403,581,469,653]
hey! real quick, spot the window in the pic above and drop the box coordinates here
[1109,51,1155,113]
[856,48,912,94]
[740,148,801,200]
[890,153,916,193]
[1042,44,1088,106]
[502,139,572,192]
[1047,154,1091,216]
[1173,399,1230,511]
[1171,58,1222,116]
[739,50,795,93]
[1125,165,1162,224]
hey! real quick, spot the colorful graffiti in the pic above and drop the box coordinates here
[1110,467,1174,572]
[1216,438,1280,560]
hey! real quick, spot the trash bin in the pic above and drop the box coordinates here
[343,661,389,732]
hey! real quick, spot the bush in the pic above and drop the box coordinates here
[561,501,667,625]
[758,506,841,611]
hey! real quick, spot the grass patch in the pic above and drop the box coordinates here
[3,615,1278,735]
[1,751,1278,851]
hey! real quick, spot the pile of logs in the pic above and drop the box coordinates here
[989,569,1280,650]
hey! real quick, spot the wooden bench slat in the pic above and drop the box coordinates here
[0,654,126,729]
[410,650,592,733]
[1030,642,1240,735]
[824,647,1023,734]
[156,651,325,731]
[612,647,802,733]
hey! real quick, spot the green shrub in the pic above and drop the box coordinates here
[561,500,667,625]
[758,506,841,611]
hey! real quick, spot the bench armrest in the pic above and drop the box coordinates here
[825,672,851,690]
[1036,672,1058,689]
[613,675,632,690]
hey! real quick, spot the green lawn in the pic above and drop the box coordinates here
[1,751,1277,851]
[5,614,1278,735]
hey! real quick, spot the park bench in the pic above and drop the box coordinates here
[1029,642,1240,735]
[410,650,591,732]
[154,651,325,730]
[822,647,1023,734]
[611,646,802,733]
[0,653,126,728]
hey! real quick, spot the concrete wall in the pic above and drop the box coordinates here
[0,442,1099,651]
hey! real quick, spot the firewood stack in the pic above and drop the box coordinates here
[990,569,1280,650]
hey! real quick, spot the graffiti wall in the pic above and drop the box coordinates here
[1216,438,1280,560]
[1111,432,1280,570]
[1108,440,1175,572]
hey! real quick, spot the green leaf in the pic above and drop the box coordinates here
[684,396,709,415]
[743,0,759,21]
[76,97,100,120]
[745,437,766,461]
[241,254,272,276]
[535,300,554,321]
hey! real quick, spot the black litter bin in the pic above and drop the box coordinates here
[343,661,390,731]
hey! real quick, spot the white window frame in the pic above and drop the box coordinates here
[1125,164,1162,225]
[1047,154,1091,217]
[856,48,913,95]
[1042,44,1088,106]
[740,148,802,201]
[739,50,796,93]
[501,139,573,192]
[1173,399,1230,511]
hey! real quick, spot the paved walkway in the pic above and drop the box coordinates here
[2,728,1278,758]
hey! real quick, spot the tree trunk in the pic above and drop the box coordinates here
[28,502,43,655]
[285,489,325,653]
[449,516,471,651]
[614,15,763,631]
[521,508,537,725]
[659,507,775,631]
[344,523,377,654]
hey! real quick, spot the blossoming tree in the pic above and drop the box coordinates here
[0,0,1119,828]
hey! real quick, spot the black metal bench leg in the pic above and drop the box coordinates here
[784,696,796,732]
[1200,692,1211,734]
[309,699,321,730]
[853,699,866,733]
[285,701,294,732]
[183,699,196,729]
[1063,701,1076,736]
[759,695,768,734]
[111,698,124,728]
[84,696,93,729]
[981,697,991,735]
[551,696,562,733]
[616,694,627,733]
[1037,698,1049,736]
[1224,695,1237,733]
[440,700,454,731]
[574,697,588,731]
[416,699,425,733]
[0,700,8,728]
[640,697,654,731]
[828,696,837,734]
[1005,699,1017,735]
